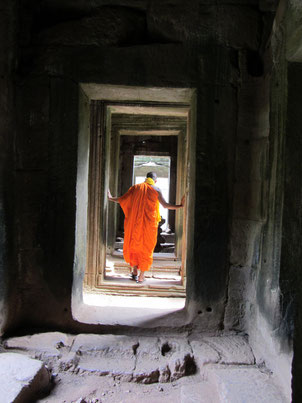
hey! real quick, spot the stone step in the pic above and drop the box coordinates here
[0,352,50,403]
[205,366,286,403]
[161,233,175,242]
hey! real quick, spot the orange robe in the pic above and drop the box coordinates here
[118,182,161,271]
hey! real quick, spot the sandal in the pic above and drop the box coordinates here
[130,273,138,281]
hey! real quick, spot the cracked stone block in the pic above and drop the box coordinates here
[158,364,171,383]
[4,332,72,358]
[162,337,196,381]
[72,334,138,378]
[133,336,197,384]
[0,352,50,403]
[203,336,255,365]
[208,366,286,403]
[169,353,196,381]
[132,337,162,384]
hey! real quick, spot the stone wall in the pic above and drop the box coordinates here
[3,0,300,397]
[9,0,268,332]
[0,1,18,333]
[284,2,302,399]
[3,0,297,381]
[224,52,270,331]
[284,62,302,403]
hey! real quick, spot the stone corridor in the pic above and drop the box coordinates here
[2,0,302,400]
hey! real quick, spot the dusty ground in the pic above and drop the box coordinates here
[38,371,201,403]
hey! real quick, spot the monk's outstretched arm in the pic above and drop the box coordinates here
[158,191,185,210]
[107,189,120,203]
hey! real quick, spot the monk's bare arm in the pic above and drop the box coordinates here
[107,189,120,203]
[157,190,185,210]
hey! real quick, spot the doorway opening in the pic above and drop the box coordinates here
[74,84,196,310]
[105,136,182,292]
[133,155,171,233]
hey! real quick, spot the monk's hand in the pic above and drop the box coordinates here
[107,189,112,199]
[181,195,186,206]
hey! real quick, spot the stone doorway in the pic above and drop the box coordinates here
[105,139,182,293]
[75,84,196,301]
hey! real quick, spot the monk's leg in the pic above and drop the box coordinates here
[129,253,139,279]
[137,269,146,283]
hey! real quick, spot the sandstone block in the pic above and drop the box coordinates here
[0,352,50,403]
[72,334,138,377]
[224,266,254,331]
[208,366,286,403]
[132,337,162,384]
[4,332,72,358]
[71,334,138,356]
[189,339,220,368]
[202,336,255,365]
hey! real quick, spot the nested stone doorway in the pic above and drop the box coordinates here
[106,137,181,294]
[76,85,196,300]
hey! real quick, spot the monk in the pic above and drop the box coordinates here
[107,172,185,283]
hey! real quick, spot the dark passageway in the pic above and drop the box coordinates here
[0,0,301,401]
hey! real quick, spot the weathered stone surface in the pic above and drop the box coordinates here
[189,339,220,368]
[71,334,138,354]
[15,78,50,171]
[235,138,269,182]
[4,332,72,358]
[133,336,196,384]
[237,78,270,140]
[230,219,262,267]
[286,0,302,62]
[233,180,266,221]
[147,3,259,50]
[0,352,50,403]
[181,381,220,403]
[202,336,255,365]
[72,334,138,377]
[132,337,162,384]
[208,366,286,403]
[224,266,254,331]
[216,6,260,50]
[58,351,80,371]
[162,337,196,381]
[34,9,146,47]
[169,353,196,382]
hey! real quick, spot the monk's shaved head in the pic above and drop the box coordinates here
[146,172,157,180]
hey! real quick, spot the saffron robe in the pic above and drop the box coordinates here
[119,182,161,271]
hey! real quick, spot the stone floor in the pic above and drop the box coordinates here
[88,252,185,299]
[0,331,288,402]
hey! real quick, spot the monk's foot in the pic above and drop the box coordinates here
[130,273,138,281]
[136,274,145,283]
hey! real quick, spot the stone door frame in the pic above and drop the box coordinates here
[75,84,196,297]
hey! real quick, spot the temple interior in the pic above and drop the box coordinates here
[1,0,302,401]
